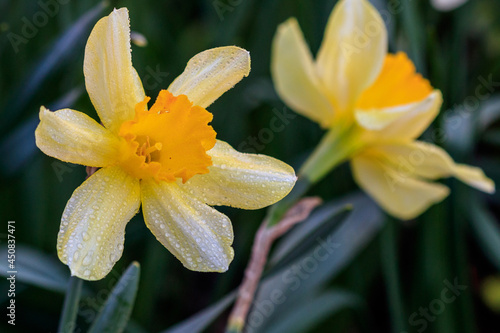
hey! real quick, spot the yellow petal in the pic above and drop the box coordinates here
[271,18,335,127]
[141,179,234,272]
[182,140,297,209]
[57,166,141,280]
[351,153,450,220]
[454,165,495,194]
[374,141,495,193]
[355,90,442,135]
[316,0,387,113]
[84,8,145,133]
[35,107,121,167]
[168,46,250,108]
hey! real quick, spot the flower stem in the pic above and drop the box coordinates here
[226,197,322,333]
[299,126,359,184]
[266,126,360,227]
[58,276,83,333]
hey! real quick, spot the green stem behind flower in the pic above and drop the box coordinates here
[267,126,360,227]
[381,219,406,333]
[58,276,83,333]
[299,126,361,183]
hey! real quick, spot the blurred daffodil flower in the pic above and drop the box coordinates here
[35,8,296,280]
[431,0,468,12]
[272,0,493,219]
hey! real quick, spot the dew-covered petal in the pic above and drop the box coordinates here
[141,179,234,272]
[316,0,387,113]
[182,140,296,209]
[372,141,495,194]
[57,166,141,280]
[35,107,121,167]
[351,152,450,220]
[84,8,145,133]
[167,46,250,108]
[271,18,335,127]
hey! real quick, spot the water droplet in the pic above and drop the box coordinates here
[83,254,92,266]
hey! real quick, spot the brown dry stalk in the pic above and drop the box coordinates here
[85,166,99,179]
[227,197,322,332]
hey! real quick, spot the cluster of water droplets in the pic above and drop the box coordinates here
[57,167,140,280]
[181,141,297,210]
[168,47,250,108]
[142,180,234,272]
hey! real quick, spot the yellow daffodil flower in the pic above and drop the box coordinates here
[35,8,296,280]
[271,0,494,219]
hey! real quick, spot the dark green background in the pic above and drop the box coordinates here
[1,0,499,332]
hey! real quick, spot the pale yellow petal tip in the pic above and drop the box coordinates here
[227,45,251,77]
[237,47,251,77]
[184,247,234,273]
[454,164,496,194]
[111,7,128,17]
[38,106,50,118]
[478,178,496,195]
[278,17,299,32]
[389,185,450,220]
[210,46,251,77]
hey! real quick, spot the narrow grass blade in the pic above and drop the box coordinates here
[161,292,236,333]
[0,245,69,293]
[58,276,83,333]
[88,262,141,333]
[469,198,500,271]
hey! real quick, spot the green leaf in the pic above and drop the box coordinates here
[88,262,141,333]
[479,94,500,131]
[483,129,500,146]
[1,1,106,133]
[268,201,352,269]
[264,289,362,333]
[160,193,383,333]
[58,276,83,333]
[469,198,500,271]
[381,220,406,333]
[0,86,84,177]
[161,292,236,333]
[0,245,69,293]
[248,193,383,331]
[400,0,426,73]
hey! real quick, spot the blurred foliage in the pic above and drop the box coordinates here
[0,0,500,332]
